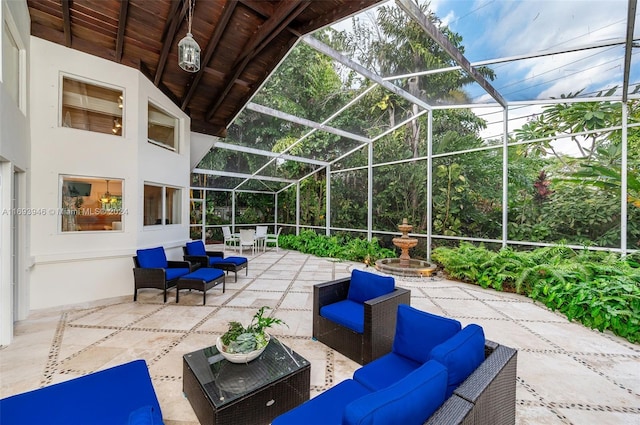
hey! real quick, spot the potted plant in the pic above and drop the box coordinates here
[216,306,287,363]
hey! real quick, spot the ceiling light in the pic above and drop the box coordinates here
[100,180,117,204]
[178,0,200,73]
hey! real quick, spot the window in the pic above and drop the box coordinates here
[2,20,20,107]
[144,184,181,226]
[60,176,124,232]
[61,76,124,135]
[148,102,178,151]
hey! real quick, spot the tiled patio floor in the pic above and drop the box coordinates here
[1,248,639,424]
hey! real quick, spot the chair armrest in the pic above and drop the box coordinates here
[168,260,195,271]
[133,267,165,282]
[206,251,224,258]
[183,255,208,269]
[363,286,411,362]
[313,277,351,312]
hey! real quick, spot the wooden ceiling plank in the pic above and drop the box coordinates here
[62,0,72,47]
[233,0,308,68]
[154,0,188,86]
[181,1,237,110]
[115,0,129,61]
[206,1,310,122]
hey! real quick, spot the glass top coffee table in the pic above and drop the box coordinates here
[183,337,310,425]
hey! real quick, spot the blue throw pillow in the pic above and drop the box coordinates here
[347,269,395,304]
[186,240,206,256]
[136,247,168,269]
[430,324,485,398]
[343,360,448,425]
[392,305,461,364]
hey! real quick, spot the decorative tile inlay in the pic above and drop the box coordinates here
[2,249,638,425]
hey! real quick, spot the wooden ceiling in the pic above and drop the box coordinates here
[27,0,384,138]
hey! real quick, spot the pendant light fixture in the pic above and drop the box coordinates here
[178,0,200,72]
[100,180,117,204]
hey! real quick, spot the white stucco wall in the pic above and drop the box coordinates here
[0,0,30,346]
[28,37,190,310]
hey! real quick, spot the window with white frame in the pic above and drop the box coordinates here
[60,175,124,232]
[148,102,179,151]
[144,183,181,226]
[61,76,124,136]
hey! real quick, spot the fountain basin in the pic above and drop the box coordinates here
[375,258,437,277]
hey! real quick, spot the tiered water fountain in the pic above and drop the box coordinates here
[375,218,437,277]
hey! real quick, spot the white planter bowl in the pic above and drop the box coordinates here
[216,333,270,364]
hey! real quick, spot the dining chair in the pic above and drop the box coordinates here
[222,226,239,253]
[239,229,256,254]
[264,227,282,251]
[255,226,268,252]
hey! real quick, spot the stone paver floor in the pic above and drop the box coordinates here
[1,248,639,424]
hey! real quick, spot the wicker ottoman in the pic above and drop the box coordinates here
[176,268,225,305]
[210,256,248,282]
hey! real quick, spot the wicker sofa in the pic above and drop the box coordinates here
[274,305,517,425]
[313,269,411,364]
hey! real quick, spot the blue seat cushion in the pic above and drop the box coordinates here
[136,247,168,269]
[353,352,421,392]
[430,324,486,397]
[393,305,461,364]
[343,360,448,425]
[347,269,395,304]
[209,256,247,267]
[272,379,371,425]
[128,405,162,425]
[182,268,225,282]
[185,240,207,256]
[165,268,190,280]
[0,360,163,425]
[320,299,365,333]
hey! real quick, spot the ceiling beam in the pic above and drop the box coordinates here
[205,1,310,122]
[395,0,506,108]
[154,0,188,87]
[622,0,638,102]
[303,36,433,111]
[247,102,371,144]
[62,0,72,48]
[115,0,129,62]
[181,1,237,110]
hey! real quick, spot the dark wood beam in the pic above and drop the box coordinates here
[233,0,305,68]
[154,0,188,86]
[62,0,72,48]
[141,61,182,106]
[115,0,129,62]
[206,1,310,121]
[181,1,237,110]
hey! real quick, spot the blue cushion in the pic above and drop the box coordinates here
[347,269,395,304]
[430,324,486,397]
[165,268,190,280]
[128,405,161,425]
[392,305,461,364]
[183,268,225,282]
[210,256,247,266]
[343,360,448,425]
[185,240,206,256]
[320,300,365,333]
[136,247,168,269]
[272,379,371,425]
[353,352,421,391]
[0,360,163,425]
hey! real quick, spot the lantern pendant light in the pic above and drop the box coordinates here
[178,0,200,72]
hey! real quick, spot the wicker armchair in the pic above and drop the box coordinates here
[132,247,192,302]
[313,271,411,365]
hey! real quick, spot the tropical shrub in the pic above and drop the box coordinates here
[432,243,640,343]
[279,230,396,263]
